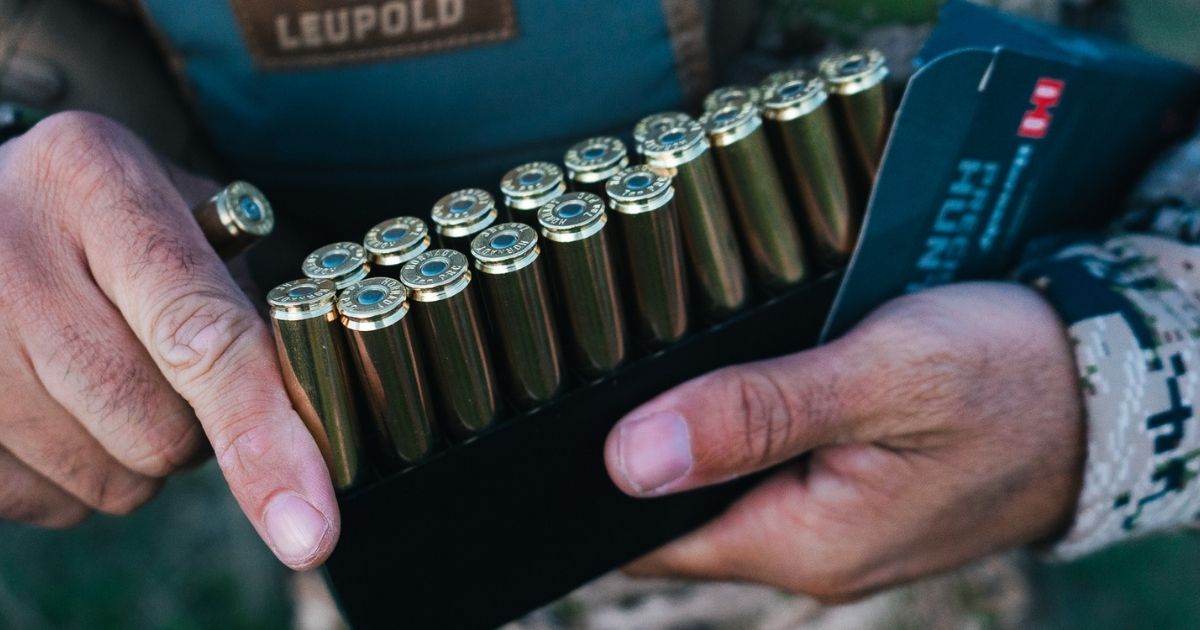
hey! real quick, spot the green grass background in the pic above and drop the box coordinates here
[0,465,290,629]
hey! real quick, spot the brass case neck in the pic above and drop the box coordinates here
[564,137,630,184]
[539,193,608,243]
[302,242,371,290]
[606,167,676,215]
[471,222,541,275]
[700,102,763,147]
[400,249,473,302]
[633,111,694,148]
[501,162,567,211]
[268,279,338,321]
[364,217,432,267]
[337,278,411,332]
[819,49,889,96]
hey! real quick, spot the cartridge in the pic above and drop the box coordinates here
[400,249,500,438]
[338,277,438,466]
[192,181,274,259]
[268,279,362,490]
[605,167,689,348]
[537,193,628,378]
[471,223,564,407]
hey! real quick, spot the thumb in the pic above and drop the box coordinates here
[604,341,867,497]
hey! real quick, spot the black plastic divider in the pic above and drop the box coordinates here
[324,271,841,630]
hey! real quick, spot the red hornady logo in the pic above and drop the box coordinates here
[1018,78,1065,139]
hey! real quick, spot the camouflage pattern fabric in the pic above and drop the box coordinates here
[1019,133,1200,560]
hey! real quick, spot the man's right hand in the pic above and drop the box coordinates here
[0,112,339,570]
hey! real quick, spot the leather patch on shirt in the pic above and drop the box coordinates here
[228,0,518,68]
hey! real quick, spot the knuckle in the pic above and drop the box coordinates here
[212,417,279,479]
[125,420,203,478]
[852,302,969,411]
[41,323,164,438]
[90,472,157,515]
[150,290,260,387]
[58,449,157,515]
[17,112,127,197]
[6,112,186,262]
[722,367,795,466]
[33,111,122,143]
[859,301,949,358]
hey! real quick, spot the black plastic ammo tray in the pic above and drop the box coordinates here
[326,271,840,630]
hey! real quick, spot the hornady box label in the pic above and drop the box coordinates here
[822,0,1200,342]
[229,0,518,68]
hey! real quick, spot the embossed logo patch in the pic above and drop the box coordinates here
[228,0,518,68]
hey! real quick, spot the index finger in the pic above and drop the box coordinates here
[60,115,339,569]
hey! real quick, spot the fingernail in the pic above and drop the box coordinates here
[264,492,329,565]
[617,411,693,494]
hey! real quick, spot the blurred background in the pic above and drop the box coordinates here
[3,0,1200,628]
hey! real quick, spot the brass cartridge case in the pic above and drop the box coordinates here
[500,162,567,227]
[700,102,808,290]
[640,119,749,319]
[302,242,371,291]
[400,249,500,439]
[192,181,274,259]
[470,223,564,407]
[605,166,689,348]
[760,69,858,263]
[632,111,694,151]
[703,85,763,113]
[338,277,438,466]
[537,193,628,378]
[563,137,630,199]
[362,216,432,278]
[430,188,499,254]
[268,279,362,490]
[819,49,891,185]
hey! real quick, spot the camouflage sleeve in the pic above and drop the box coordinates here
[1017,135,1200,560]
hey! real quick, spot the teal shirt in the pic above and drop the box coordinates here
[138,1,699,203]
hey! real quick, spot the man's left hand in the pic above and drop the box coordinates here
[604,282,1085,601]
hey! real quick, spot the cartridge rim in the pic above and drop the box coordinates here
[699,102,762,147]
[431,189,498,238]
[703,85,763,112]
[363,216,432,266]
[212,180,275,238]
[639,120,709,168]
[538,192,608,243]
[399,249,472,302]
[337,277,410,331]
[500,162,567,211]
[302,242,370,290]
[470,222,540,274]
[819,49,888,96]
[268,279,338,321]
[564,137,630,184]
[760,70,829,121]
[632,111,695,149]
[606,166,675,214]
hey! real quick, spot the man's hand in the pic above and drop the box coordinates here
[0,112,338,570]
[604,282,1084,600]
